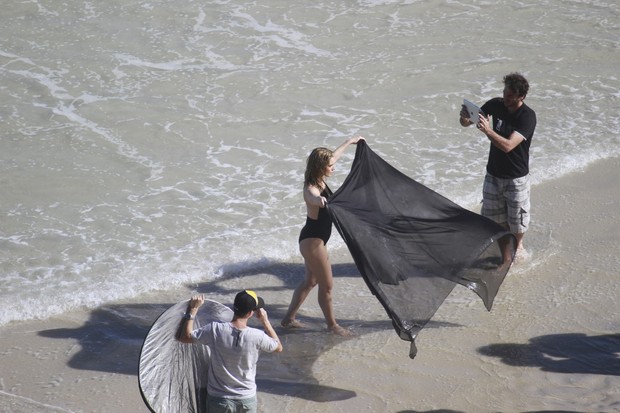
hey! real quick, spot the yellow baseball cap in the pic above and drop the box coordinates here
[233,290,265,314]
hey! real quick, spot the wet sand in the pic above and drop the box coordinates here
[1,157,619,413]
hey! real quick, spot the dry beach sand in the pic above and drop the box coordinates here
[1,157,619,413]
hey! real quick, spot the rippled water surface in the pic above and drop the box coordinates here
[1,0,619,324]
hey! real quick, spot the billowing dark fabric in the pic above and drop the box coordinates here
[139,299,233,413]
[327,141,515,358]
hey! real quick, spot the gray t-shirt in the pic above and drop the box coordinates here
[192,321,279,399]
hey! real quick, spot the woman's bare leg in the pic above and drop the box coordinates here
[281,269,316,328]
[281,240,319,328]
[299,239,350,336]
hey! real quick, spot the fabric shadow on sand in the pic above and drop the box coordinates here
[327,141,515,358]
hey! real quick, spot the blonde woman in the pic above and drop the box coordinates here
[281,135,365,336]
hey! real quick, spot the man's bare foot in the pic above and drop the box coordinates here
[281,319,305,329]
[514,248,530,265]
[328,324,353,337]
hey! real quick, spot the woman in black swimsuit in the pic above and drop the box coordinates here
[281,135,364,336]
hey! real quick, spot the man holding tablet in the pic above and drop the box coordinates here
[459,72,537,264]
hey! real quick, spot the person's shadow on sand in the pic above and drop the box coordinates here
[37,301,362,403]
[37,259,465,405]
[33,261,400,404]
[477,333,620,376]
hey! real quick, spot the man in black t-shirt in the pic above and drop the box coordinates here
[459,73,537,264]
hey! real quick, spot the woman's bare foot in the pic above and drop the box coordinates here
[281,319,306,329]
[328,324,353,337]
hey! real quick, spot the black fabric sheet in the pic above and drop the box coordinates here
[327,142,515,358]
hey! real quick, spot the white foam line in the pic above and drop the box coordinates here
[0,49,36,65]
[114,52,240,72]
[0,390,74,412]
[3,53,164,182]
[229,8,331,57]
[50,103,164,182]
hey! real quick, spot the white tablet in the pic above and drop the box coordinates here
[463,99,482,124]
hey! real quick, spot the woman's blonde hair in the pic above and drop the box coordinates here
[304,147,333,187]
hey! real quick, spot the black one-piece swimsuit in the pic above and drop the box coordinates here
[298,186,333,245]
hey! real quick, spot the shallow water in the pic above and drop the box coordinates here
[1,0,619,325]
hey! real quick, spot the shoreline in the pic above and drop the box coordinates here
[1,156,619,413]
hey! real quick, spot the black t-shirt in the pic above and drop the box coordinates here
[480,97,537,178]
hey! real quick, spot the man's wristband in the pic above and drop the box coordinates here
[183,312,195,320]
